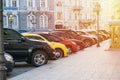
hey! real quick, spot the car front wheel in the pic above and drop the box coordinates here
[31,50,48,67]
[55,49,63,59]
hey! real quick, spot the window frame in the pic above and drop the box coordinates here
[27,0,35,9]
[39,14,48,29]
[27,14,36,29]
[40,0,48,8]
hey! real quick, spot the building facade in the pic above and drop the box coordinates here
[3,0,104,31]
[54,0,95,30]
[3,0,55,31]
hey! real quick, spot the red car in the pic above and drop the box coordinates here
[32,32,79,54]
[53,29,94,47]
[49,31,85,50]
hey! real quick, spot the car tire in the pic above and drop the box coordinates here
[55,49,63,58]
[31,50,48,67]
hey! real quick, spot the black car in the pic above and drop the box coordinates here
[4,52,14,73]
[4,28,56,67]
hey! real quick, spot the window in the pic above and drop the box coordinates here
[56,1,62,6]
[27,14,36,29]
[27,0,35,9]
[40,34,61,42]
[4,0,17,7]
[75,13,77,20]
[40,0,47,8]
[28,0,33,7]
[39,14,48,28]
[57,12,62,20]
[8,15,18,29]
[12,0,17,7]
[26,36,45,41]
[3,0,6,7]
[8,0,11,7]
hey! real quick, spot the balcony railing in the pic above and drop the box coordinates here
[73,6,82,12]
[40,7,49,12]
[3,7,18,10]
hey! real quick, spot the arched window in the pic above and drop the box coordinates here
[40,0,48,8]
[39,14,48,29]
[27,14,36,29]
[8,14,18,29]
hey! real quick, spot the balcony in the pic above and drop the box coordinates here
[27,7,37,11]
[19,6,27,10]
[73,6,82,12]
[40,7,49,12]
[4,7,18,10]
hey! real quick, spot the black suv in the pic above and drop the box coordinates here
[4,28,55,67]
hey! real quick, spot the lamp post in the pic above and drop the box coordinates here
[8,14,14,29]
[93,2,101,47]
[0,0,7,79]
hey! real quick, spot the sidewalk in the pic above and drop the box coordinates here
[8,39,120,80]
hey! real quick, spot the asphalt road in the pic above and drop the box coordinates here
[7,60,55,79]
[7,62,35,79]
[7,40,112,80]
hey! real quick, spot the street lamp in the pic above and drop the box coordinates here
[93,2,101,47]
[8,14,14,29]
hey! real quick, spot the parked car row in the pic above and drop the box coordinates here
[3,28,110,75]
[23,29,110,53]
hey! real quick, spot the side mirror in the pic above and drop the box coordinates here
[18,37,26,43]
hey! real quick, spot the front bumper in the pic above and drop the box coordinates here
[5,61,14,72]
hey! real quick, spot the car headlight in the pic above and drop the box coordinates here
[4,53,13,62]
